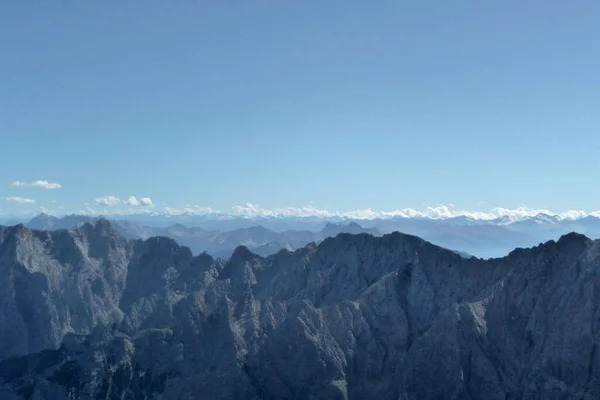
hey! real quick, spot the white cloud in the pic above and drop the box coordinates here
[79,205,159,217]
[124,196,153,207]
[231,203,336,218]
[94,195,153,208]
[227,203,600,222]
[556,210,588,220]
[94,195,121,206]
[10,180,62,189]
[164,205,219,216]
[227,203,490,220]
[16,197,600,223]
[5,196,36,204]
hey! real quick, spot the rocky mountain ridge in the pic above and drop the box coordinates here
[0,220,599,398]
[20,212,600,258]
[25,214,383,258]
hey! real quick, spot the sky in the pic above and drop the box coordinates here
[1,1,599,218]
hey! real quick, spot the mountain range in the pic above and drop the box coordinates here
[20,212,600,259]
[1,220,600,398]
[24,213,382,258]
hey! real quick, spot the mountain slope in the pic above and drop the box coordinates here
[0,221,133,359]
[1,221,600,399]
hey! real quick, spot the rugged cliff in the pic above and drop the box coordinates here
[1,220,599,399]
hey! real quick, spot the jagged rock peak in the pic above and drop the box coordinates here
[319,229,422,250]
[0,224,24,245]
[94,217,113,232]
[230,245,261,262]
[79,218,116,237]
[557,231,592,246]
[3,223,600,398]
[507,233,595,260]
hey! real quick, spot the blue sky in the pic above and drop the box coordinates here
[1,1,599,217]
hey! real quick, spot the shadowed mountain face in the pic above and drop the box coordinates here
[1,220,600,399]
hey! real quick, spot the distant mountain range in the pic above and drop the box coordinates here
[24,213,382,258]
[18,212,600,258]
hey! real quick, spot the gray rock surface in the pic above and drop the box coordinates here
[1,221,600,399]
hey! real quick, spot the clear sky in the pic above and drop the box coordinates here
[1,1,599,217]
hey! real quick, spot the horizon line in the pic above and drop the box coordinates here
[4,203,600,222]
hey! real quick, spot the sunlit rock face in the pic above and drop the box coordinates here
[1,221,600,399]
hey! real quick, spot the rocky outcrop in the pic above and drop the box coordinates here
[0,221,132,359]
[1,221,600,399]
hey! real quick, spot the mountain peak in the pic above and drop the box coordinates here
[1,221,600,398]
[230,245,259,261]
[80,218,116,238]
[95,218,114,233]
[557,231,592,246]
[320,222,342,235]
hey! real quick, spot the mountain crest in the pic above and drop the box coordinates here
[558,231,591,243]
[1,225,600,398]
[230,245,258,262]
[79,218,115,237]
